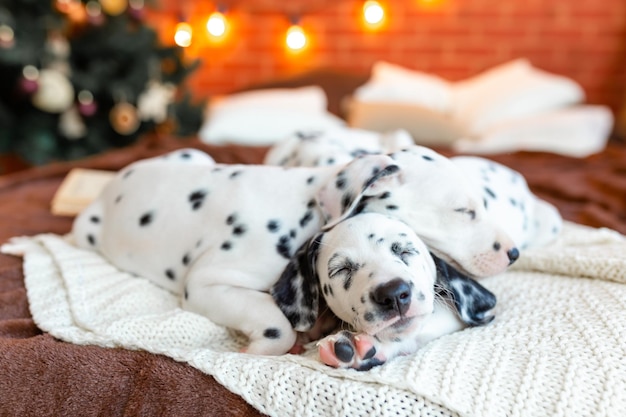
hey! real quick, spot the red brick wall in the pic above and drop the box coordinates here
[148,0,626,112]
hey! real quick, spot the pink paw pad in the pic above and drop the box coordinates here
[318,331,386,371]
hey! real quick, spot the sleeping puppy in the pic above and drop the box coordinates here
[266,129,562,252]
[272,212,496,370]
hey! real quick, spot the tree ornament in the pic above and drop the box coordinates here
[18,65,40,96]
[109,101,140,135]
[86,1,106,26]
[99,0,127,16]
[59,106,87,140]
[0,24,14,49]
[137,81,176,123]
[77,90,98,117]
[128,0,145,20]
[31,68,75,113]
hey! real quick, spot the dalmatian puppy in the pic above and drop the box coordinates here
[266,131,562,251]
[72,148,428,356]
[263,126,414,168]
[272,212,497,370]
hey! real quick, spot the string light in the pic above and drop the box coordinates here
[363,0,385,26]
[174,22,192,47]
[286,23,307,51]
[206,11,227,38]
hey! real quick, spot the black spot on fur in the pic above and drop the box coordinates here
[368,233,375,239]
[422,155,434,161]
[290,229,297,238]
[226,214,237,225]
[299,211,314,228]
[189,189,208,211]
[307,199,316,209]
[233,224,247,236]
[182,253,191,266]
[115,195,123,204]
[364,312,375,322]
[221,241,232,250]
[165,269,176,280]
[87,234,96,246]
[306,176,315,185]
[184,287,189,300]
[276,235,292,259]
[341,192,353,212]
[484,187,496,199]
[263,328,281,339]
[229,170,243,179]
[89,216,100,224]
[386,205,399,210]
[180,151,191,159]
[379,192,391,199]
[122,169,133,179]
[267,220,280,232]
[139,212,154,227]
[493,242,501,251]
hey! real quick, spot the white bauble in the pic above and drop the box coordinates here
[32,68,75,113]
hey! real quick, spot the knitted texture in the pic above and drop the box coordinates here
[2,221,625,417]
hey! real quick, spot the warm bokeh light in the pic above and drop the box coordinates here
[363,1,384,25]
[206,11,227,38]
[174,22,192,47]
[286,24,306,51]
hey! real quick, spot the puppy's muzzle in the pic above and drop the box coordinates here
[371,278,413,316]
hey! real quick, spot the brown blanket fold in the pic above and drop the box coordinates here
[1,134,625,416]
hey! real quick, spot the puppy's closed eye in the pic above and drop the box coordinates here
[390,242,419,265]
[454,207,476,220]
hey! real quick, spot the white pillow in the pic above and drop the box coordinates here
[452,105,614,158]
[199,107,345,146]
[209,86,328,116]
[354,61,453,113]
[453,59,585,135]
[199,86,346,146]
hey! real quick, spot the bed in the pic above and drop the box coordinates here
[1,70,625,417]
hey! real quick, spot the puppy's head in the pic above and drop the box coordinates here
[272,213,437,341]
[272,213,498,342]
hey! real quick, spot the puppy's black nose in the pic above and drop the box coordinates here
[507,247,520,264]
[371,278,412,315]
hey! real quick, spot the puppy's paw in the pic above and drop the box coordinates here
[317,331,386,371]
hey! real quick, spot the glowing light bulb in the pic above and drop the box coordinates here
[174,22,192,47]
[363,0,384,25]
[206,11,227,37]
[286,24,306,51]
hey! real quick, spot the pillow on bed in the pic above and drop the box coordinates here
[452,105,614,157]
[353,61,453,113]
[199,86,345,145]
[453,59,585,135]
[346,98,466,146]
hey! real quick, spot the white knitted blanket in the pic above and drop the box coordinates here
[3,222,626,417]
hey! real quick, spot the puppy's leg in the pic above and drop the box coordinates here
[183,283,297,356]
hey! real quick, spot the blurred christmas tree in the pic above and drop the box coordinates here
[0,0,203,166]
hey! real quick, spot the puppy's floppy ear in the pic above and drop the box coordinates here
[431,254,497,326]
[271,233,323,332]
[317,154,403,230]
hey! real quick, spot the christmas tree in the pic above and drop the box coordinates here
[0,0,203,166]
